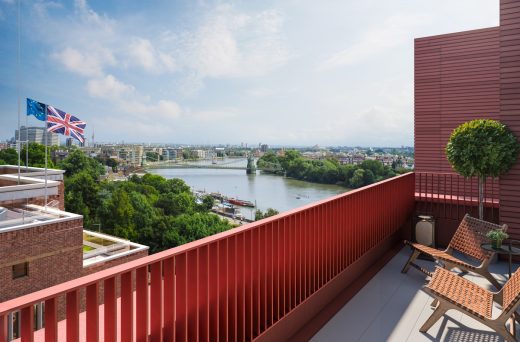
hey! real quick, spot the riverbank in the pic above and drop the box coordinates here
[147,167,347,216]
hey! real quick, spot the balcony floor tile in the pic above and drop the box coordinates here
[312,247,517,342]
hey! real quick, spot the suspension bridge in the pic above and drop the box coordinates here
[141,157,282,174]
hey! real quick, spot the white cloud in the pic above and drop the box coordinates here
[175,5,290,79]
[86,74,135,99]
[186,108,238,122]
[128,37,177,73]
[122,100,182,120]
[86,75,181,120]
[318,14,428,70]
[53,47,115,77]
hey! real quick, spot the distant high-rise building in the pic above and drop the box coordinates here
[260,144,269,152]
[15,126,59,146]
[66,138,73,147]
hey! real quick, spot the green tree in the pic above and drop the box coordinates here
[101,188,137,240]
[0,148,19,165]
[156,192,194,216]
[360,160,384,180]
[255,208,279,220]
[64,171,100,227]
[350,169,366,188]
[199,195,215,211]
[446,119,520,219]
[20,143,54,168]
[60,149,104,178]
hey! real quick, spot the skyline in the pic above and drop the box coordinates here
[0,0,499,146]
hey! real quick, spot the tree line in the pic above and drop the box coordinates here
[1,145,232,254]
[257,150,406,188]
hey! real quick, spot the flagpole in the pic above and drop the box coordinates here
[16,0,21,185]
[44,104,48,210]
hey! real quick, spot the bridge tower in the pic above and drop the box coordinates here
[246,154,256,174]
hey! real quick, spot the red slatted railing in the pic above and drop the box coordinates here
[415,172,500,222]
[0,173,415,342]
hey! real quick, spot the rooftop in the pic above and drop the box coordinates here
[0,204,79,232]
[313,248,516,341]
[82,230,149,267]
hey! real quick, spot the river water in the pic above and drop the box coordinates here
[147,159,348,220]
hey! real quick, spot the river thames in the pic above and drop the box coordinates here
[147,159,348,221]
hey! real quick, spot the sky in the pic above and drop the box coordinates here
[0,0,499,147]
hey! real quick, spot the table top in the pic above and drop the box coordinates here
[481,243,520,255]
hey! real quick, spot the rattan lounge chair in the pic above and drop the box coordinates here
[421,267,519,341]
[402,214,508,289]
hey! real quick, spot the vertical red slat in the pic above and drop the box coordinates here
[228,236,237,341]
[66,290,80,342]
[105,277,117,342]
[261,225,267,328]
[121,271,134,342]
[208,244,219,339]
[20,306,34,342]
[86,283,99,342]
[244,232,252,340]
[275,220,281,322]
[176,254,187,341]
[136,266,149,342]
[187,250,199,342]
[266,224,273,326]
[44,297,58,342]
[163,258,175,342]
[0,314,6,342]
[150,261,163,342]
[255,229,261,336]
[218,240,228,341]
[236,233,245,341]
[198,246,209,342]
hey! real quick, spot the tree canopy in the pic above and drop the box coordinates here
[257,150,401,188]
[446,119,519,178]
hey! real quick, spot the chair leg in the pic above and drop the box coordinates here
[481,270,502,290]
[496,326,516,342]
[420,303,447,333]
[402,249,420,274]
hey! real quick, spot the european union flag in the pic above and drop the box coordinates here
[27,98,47,121]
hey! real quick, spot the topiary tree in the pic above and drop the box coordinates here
[446,119,520,219]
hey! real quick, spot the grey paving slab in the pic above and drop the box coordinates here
[312,247,520,342]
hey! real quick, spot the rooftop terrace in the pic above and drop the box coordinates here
[314,248,516,341]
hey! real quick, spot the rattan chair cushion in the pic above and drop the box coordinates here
[449,215,498,262]
[404,242,477,270]
[427,267,493,319]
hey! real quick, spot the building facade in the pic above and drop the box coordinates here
[14,126,59,146]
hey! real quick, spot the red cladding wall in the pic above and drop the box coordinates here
[414,27,501,173]
[499,0,520,239]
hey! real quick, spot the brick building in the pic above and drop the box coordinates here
[0,165,148,339]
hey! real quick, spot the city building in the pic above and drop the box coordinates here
[14,126,59,146]
[161,148,178,161]
[0,165,148,339]
[0,1,519,341]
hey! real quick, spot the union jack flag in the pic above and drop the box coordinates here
[46,105,86,143]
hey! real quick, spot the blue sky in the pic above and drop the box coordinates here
[0,0,499,146]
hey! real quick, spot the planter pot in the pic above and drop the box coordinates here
[492,239,503,249]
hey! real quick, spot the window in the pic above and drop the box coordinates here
[12,262,28,279]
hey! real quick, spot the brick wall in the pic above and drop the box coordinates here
[0,217,83,302]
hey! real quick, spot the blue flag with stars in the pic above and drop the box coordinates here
[27,98,47,121]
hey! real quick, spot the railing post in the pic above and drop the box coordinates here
[86,283,99,342]
[0,314,7,342]
[20,306,34,342]
[121,271,134,342]
[66,291,80,342]
[136,266,149,342]
[105,277,117,342]
[44,298,57,342]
